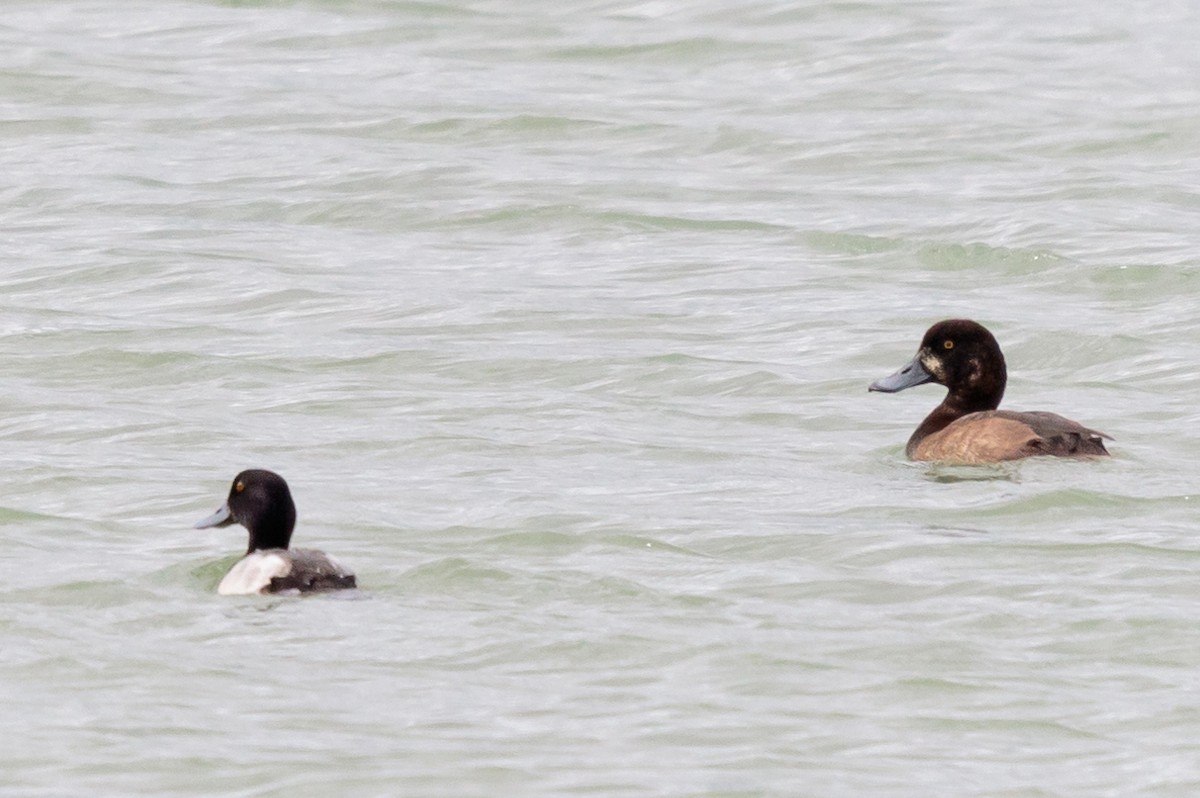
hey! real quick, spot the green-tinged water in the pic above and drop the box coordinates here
[2,1,1199,795]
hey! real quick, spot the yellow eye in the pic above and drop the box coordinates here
[235,481,245,493]
[943,340,954,350]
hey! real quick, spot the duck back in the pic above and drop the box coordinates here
[217,549,357,595]
[910,409,1110,463]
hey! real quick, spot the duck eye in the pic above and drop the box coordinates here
[943,340,954,350]
[235,481,245,493]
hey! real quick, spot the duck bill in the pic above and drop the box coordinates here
[194,502,234,529]
[869,354,934,393]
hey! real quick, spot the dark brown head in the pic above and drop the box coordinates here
[194,469,297,554]
[869,319,1007,413]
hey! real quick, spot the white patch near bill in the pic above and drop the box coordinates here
[218,551,292,595]
[920,351,946,382]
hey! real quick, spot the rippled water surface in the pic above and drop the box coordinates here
[3,1,1199,795]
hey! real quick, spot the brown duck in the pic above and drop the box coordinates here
[869,319,1111,464]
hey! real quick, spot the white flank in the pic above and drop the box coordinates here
[218,551,292,595]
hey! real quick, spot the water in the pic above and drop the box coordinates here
[2,0,1199,795]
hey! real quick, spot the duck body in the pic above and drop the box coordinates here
[870,319,1110,465]
[907,408,1109,463]
[196,469,357,596]
[217,548,356,596]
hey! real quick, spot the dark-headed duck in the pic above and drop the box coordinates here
[194,469,356,595]
[869,319,1110,464]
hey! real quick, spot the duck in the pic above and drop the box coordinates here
[194,469,357,595]
[868,319,1111,464]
